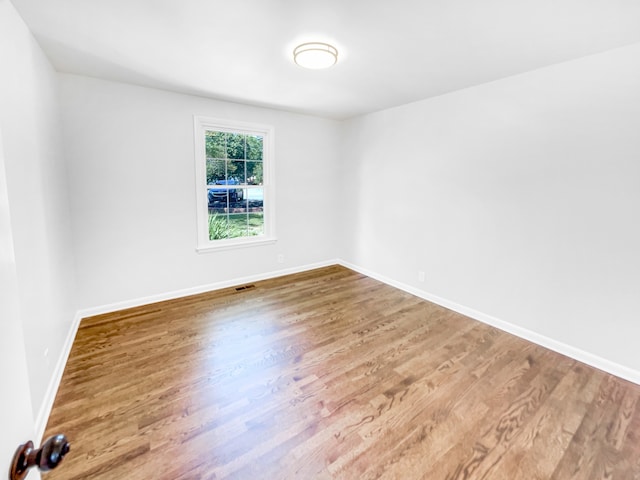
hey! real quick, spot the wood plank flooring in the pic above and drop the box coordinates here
[44,265,640,479]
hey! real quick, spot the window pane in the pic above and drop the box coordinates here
[207,189,229,212]
[230,193,248,213]
[208,213,230,240]
[205,131,226,159]
[248,213,264,236]
[227,214,249,238]
[226,133,246,159]
[248,187,264,213]
[246,135,263,161]
[228,187,245,207]
[229,160,246,184]
[246,161,263,185]
[209,204,227,216]
[206,159,226,184]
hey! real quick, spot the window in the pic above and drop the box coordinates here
[194,116,275,251]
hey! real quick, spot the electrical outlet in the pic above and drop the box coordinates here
[418,271,425,282]
[277,254,285,264]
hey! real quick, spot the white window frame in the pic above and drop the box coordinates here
[194,115,276,252]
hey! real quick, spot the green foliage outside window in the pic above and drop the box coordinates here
[208,213,264,240]
[205,131,263,185]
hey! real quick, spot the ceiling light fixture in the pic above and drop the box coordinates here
[293,42,338,69]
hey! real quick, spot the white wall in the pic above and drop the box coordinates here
[0,123,40,480]
[0,0,77,436]
[59,75,341,310]
[341,42,640,375]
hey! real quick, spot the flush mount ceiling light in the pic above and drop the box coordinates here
[293,42,338,69]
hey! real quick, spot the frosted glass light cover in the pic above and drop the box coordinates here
[293,43,338,69]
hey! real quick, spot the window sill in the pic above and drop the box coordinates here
[196,236,277,254]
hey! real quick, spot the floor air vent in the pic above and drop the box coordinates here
[235,284,256,292]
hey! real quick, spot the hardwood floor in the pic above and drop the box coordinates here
[44,265,640,479]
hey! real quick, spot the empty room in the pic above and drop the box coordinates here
[1,0,640,478]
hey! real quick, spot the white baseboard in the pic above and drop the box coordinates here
[338,259,640,386]
[35,311,83,441]
[77,259,339,319]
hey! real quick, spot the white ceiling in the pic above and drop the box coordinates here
[11,0,640,119]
